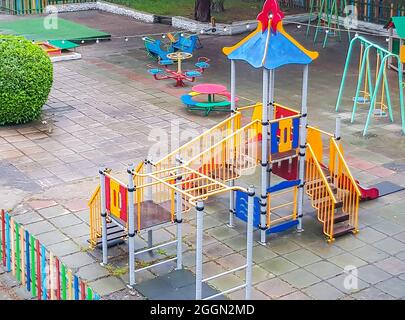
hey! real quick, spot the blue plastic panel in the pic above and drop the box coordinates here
[267,179,300,194]
[271,122,279,154]
[292,117,300,149]
[235,190,261,229]
[267,220,298,234]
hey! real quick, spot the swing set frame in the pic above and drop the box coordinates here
[335,35,405,136]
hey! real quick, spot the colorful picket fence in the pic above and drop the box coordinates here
[0,0,95,15]
[0,209,100,300]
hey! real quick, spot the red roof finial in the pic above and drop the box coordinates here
[257,0,285,33]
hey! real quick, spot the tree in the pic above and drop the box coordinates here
[211,0,225,13]
[194,0,211,22]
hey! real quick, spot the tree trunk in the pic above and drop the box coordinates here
[195,0,211,22]
[211,0,225,13]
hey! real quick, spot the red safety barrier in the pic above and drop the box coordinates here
[119,185,128,222]
[80,281,86,300]
[275,106,299,119]
[55,257,61,300]
[105,176,111,212]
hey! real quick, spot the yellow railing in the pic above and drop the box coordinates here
[306,144,337,241]
[88,185,101,247]
[266,186,298,228]
[329,139,361,233]
[184,119,261,186]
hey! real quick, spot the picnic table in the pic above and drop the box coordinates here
[181,83,239,116]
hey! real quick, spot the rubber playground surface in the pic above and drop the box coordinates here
[0,17,110,41]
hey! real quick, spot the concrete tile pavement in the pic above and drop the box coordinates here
[1,11,405,300]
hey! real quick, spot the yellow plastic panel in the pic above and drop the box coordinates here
[109,179,122,219]
[307,128,323,162]
[278,118,293,152]
[400,45,405,64]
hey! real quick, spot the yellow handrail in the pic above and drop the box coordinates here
[307,144,337,204]
[237,102,262,111]
[306,143,337,241]
[185,119,260,165]
[88,185,100,205]
[88,185,101,247]
[330,139,362,196]
[155,111,241,166]
[307,125,335,138]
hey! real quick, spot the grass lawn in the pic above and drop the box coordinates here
[107,0,304,23]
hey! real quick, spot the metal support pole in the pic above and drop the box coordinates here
[352,45,373,123]
[175,156,183,270]
[398,54,405,135]
[245,186,255,300]
[364,56,389,136]
[231,60,236,112]
[388,28,393,69]
[229,59,237,228]
[297,65,309,232]
[127,164,136,288]
[228,179,235,228]
[335,37,356,112]
[195,200,204,300]
[267,70,275,189]
[260,69,269,245]
[335,117,341,141]
[99,168,108,266]
[145,159,152,201]
[260,69,270,245]
[147,230,153,249]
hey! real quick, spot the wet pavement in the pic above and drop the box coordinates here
[1,10,405,300]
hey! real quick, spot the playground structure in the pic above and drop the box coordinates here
[148,54,210,87]
[335,35,405,136]
[144,32,202,65]
[306,0,351,48]
[87,0,381,300]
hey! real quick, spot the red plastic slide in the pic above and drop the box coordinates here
[356,180,380,201]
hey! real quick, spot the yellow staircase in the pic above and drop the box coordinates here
[306,128,361,242]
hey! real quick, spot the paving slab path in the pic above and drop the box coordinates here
[1,10,405,300]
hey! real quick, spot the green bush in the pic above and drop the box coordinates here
[0,35,53,125]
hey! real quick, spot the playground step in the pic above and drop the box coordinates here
[92,223,126,248]
[311,196,343,210]
[306,176,333,189]
[325,211,350,225]
[332,224,355,238]
[270,150,297,163]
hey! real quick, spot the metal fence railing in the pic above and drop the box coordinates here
[283,0,405,25]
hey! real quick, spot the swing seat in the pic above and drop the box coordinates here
[352,96,370,104]
[373,110,387,117]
